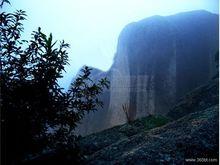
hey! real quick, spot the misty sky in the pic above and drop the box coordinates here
[4,0,219,88]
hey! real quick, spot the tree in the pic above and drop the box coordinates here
[0,1,109,164]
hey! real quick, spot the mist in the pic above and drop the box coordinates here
[3,0,219,88]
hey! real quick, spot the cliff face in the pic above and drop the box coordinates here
[75,10,219,135]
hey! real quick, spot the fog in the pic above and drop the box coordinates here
[4,0,219,88]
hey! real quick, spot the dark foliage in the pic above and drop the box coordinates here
[0,0,10,7]
[0,1,109,164]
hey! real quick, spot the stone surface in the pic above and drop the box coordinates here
[167,78,218,120]
[85,106,218,164]
[79,78,219,164]
[79,115,171,156]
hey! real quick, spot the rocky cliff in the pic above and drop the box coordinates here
[75,10,219,135]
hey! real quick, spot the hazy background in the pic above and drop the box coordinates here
[3,0,219,89]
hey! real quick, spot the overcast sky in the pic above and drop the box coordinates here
[4,0,219,88]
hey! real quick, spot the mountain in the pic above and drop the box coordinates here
[75,10,219,135]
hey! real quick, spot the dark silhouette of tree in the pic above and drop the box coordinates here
[0,1,109,164]
[0,0,10,7]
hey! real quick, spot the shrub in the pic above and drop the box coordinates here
[0,1,109,164]
[122,103,134,123]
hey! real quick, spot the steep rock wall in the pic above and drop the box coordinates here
[75,10,219,135]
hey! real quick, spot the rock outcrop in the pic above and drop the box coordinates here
[167,78,218,120]
[75,10,219,135]
[84,105,218,164]
[80,79,219,164]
